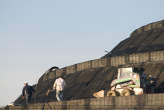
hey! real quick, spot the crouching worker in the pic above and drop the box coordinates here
[47,77,66,101]
[22,82,35,104]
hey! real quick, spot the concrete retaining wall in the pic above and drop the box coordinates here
[52,50,164,77]
[5,93,164,110]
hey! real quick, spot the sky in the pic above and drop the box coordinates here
[0,0,164,106]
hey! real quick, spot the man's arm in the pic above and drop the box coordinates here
[22,87,25,99]
[46,81,56,96]
[22,87,25,96]
[53,80,57,90]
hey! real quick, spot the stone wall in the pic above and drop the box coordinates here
[5,93,164,110]
[51,50,164,79]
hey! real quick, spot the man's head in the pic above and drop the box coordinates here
[24,82,28,86]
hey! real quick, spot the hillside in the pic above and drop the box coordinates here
[14,20,164,105]
[103,20,164,57]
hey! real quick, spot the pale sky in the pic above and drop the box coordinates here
[0,0,164,106]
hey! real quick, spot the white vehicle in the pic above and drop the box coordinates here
[107,67,143,96]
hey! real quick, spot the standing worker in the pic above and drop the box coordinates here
[47,77,66,101]
[22,82,35,104]
[53,77,66,101]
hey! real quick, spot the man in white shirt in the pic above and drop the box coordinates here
[53,77,66,101]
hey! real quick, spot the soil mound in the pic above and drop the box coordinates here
[103,20,164,57]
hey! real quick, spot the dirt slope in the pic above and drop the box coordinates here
[14,66,117,104]
[14,62,164,104]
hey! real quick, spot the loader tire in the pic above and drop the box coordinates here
[107,90,118,96]
[120,89,131,96]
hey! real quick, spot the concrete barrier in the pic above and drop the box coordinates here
[77,61,92,72]
[111,56,125,66]
[66,65,76,74]
[47,50,164,78]
[5,93,164,110]
[150,51,164,62]
[91,58,107,68]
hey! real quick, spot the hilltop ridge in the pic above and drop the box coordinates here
[103,20,164,57]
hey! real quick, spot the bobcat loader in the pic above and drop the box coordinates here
[107,67,143,96]
[93,67,144,97]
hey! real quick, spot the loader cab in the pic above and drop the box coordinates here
[117,67,144,79]
[117,67,133,79]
